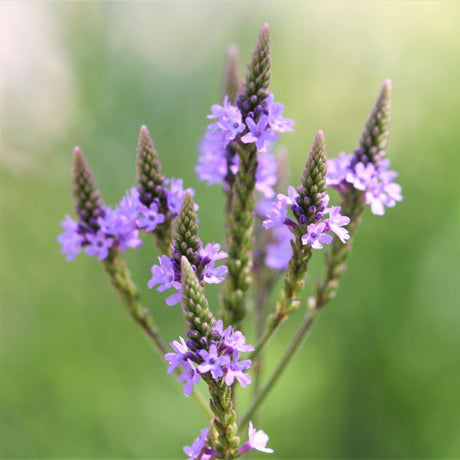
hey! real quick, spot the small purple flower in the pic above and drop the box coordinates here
[137,200,165,232]
[224,351,252,387]
[198,343,230,379]
[183,428,209,460]
[99,207,142,251]
[241,115,279,153]
[366,180,403,215]
[248,421,274,454]
[196,130,229,185]
[262,198,288,229]
[265,226,294,271]
[326,152,351,186]
[58,216,83,261]
[346,161,376,191]
[255,153,278,198]
[166,178,194,215]
[208,96,245,142]
[223,330,255,354]
[265,93,294,133]
[199,243,228,263]
[301,221,333,249]
[202,261,228,285]
[326,206,350,243]
[165,337,189,374]
[178,359,201,397]
[279,185,300,206]
[85,230,113,260]
[148,255,182,305]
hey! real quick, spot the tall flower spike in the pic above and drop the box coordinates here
[356,79,392,165]
[181,257,240,457]
[266,131,327,333]
[237,23,271,119]
[298,130,327,223]
[180,256,215,347]
[172,192,201,267]
[223,25,272,328]
[136,125,166,207]
[72,147,104,230]
[317,81,392,304]
[221,44,241,103]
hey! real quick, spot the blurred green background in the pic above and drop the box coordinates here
[1,1,460,458]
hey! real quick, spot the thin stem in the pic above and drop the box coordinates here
[239,308,318,429]
[102,248,212,419]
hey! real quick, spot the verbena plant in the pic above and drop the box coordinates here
[58,24,402,459]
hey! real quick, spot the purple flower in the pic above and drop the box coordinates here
[202,261,228,285]
[183,428,209,460]
[346,161,376,191]
[255,153,278,199]
[365,180,402,215]
[224,351,252,387]
[137,200,165,233]
[165,337,190,374]
[196,130,229,185]
[99,207,142,251]
[148,255,182,305]
[265,93,294,133]
[326,206,350,243]
[198,343,230,379]
[58,216,83,261]
[278,185,300,206]
[166,178,194,215]
[241,115,279,153]
[301,221,333,249]
[248,421,274,454]
[265,226,294,271]
[326,152,351,186]
[199,243,228,263]
[223,330,255,354]
[178,359,201,397]
[208,96,245,142]
[262,198,288,229]
[85,230,113,260]
[118,187,141,215]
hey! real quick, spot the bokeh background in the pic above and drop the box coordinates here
[2,1,460,458]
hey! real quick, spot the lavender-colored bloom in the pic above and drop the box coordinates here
[208,96,245,142]
[326,152,351,186]
[99,207,142,251]
[148,255,176,291]
[366,179,403,215]
[265,226,294,271]
[199,243,228,262]
[241,115,279,153]
[255,153,278,198]
[85,230,113,260]
[178,359,201,397]
[118,187,141,215]
[202,261,228,285]
[198,343,230,379]
[224,351,252,387]
[301,221,333,249]
[248,421,274,454]
[196,130,229,185]
[326,206,350,243]
[166,178,194,215]
[137,200,165,232]
[262,198,287,229]
[278,185,299,206]
[165,337,189,374]
[265,94,294,133]
[346,161,376,191]
[183,428,209,460]
[223,330,255,353]
[58,215,83,261]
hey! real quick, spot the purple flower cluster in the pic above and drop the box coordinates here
[327,153,402,215]
[58,179,193,261]
[165,320,253,397]
[184,421,273,460]
[196,93,293,198]
[262,186,350,255]
[148,243,228,306]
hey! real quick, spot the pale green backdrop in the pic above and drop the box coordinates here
[1,1,460,458]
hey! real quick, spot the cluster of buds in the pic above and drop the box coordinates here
[58,24,402,459]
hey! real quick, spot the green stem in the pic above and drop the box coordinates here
[240,307,318,429]
[102,248,212,419]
